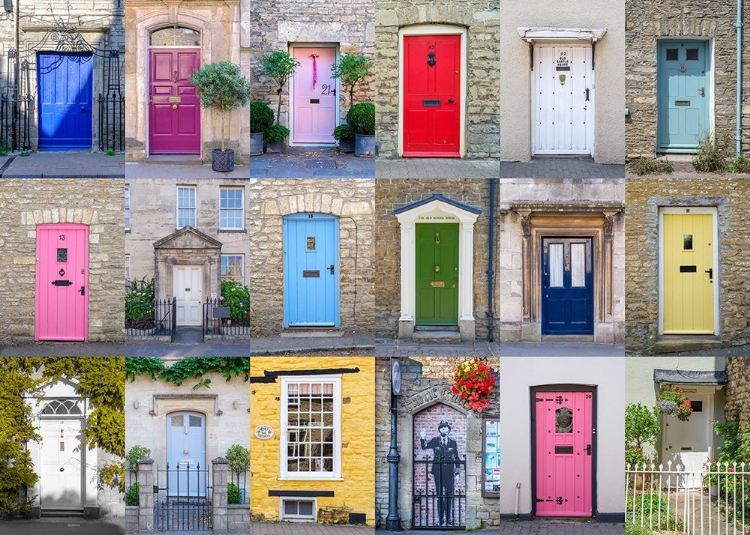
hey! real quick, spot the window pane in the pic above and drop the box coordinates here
[570,243,586,287]
[684,234,693,250]
[284,501,297,515]
[220,255,244,283]
[666,48,678,61]
[299,501,313,515]
[171,416,184,426]
[285,381,336,474]
[220,189,243,229]
[549,243,563,287]
[177,188,196,228]
[150,27,201,47]
[189,415,202,427]
[686,48,699,61]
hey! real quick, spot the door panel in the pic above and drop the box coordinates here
[403,35,461,157]
[284,214,338,326]
[292,47,337,144]
[38,53,93,150]
[534,45,591,155]
[535,390,593,517]
[40,419,83,508]
[542,238,594,335]
[36,224,88,341]
[175,266,202,326]
[663,212,714,333]
[664,390,712,488]
[416,223,458,325]
[149,48,201,154]
[167,412,206,497]
[658,41,708,151]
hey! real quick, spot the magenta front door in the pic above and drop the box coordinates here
[36,224,88,341]
[534,389,593,517]
[292,47,337,144]
[149,48,201,154]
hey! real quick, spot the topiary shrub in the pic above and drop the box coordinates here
[333,124,354,141]
[250,101,275,134]
[264,124,290,143]
[346,102,375,135]
[226,444,249,472]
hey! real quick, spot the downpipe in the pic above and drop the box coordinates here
[515,482,521,518]
[487,178,496,342]
[737,0,743,157]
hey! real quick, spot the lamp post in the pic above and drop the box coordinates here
[385,358,402,531]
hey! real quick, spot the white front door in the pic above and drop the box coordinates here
[533,44,593,155]
[664,388,713,488]
[167,412,206,497]
[40,419,83,509]
[174,266,203,326]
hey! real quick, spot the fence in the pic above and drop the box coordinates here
[125,297,176,342]
[202,298,250,340]
[229,470,250,505]
[154,463,212,531]
[413,456,467,529]
[626,462,750,535]
[97,50,124,152]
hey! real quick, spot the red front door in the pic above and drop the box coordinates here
[149,48,201,154]
[403,35,461,157]
[535,390,593,517]
[292,47,337,144]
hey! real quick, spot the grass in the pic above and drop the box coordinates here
[630,156,673,176]
[105,149,116,156]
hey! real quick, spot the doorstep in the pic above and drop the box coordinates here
[412,326,461,344]
[653,335,724,354]
[541,335,595,343]
[280,328,344,338]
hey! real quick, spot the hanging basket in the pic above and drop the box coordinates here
[212,148,235,172]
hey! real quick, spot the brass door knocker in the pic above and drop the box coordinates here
[434,232,441,245]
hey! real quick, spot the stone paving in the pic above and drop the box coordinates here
[250,146,374,178]
[1,152,125,178]
[376,158,500,179]
[126,340,249,357]
[626,343,750,357]
[253,521,373,535]
[375,339,500,357]
[500,158,625,179]
[497,519,624,535]
[125,161,249,179]
[0,342,125,356]
[251,332,375,355]
[0,517,124,535]
[500,342,625,357]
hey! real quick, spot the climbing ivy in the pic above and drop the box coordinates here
[125,357,249,389]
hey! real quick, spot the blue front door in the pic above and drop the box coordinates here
[166,412,206,497]
[284,213,339,327]
[542,237,594,335]
[657,40,708,153]
[37,52,93,150]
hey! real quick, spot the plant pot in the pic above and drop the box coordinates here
[266,139,284,153]
[354,133,375,157]
[338,137,355,154]
[250,132,264,156]
[212,148,235,172]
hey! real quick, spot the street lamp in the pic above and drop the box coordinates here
[385,358,402,531]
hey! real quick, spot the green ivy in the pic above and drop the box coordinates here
[125,357,249,390]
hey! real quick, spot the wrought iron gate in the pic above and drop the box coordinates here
[153,464,212,531]
[97,50,124,152]
[413,456,466,529]
[0,49,31,152]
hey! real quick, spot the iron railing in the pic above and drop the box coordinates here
[229,470,250,505]
[154,463,212,531]
[626,462,750,535]
[202,298,250,341]
[97,50,124,152]
[0,50,31,152]
[125,297,176,341]
[413,456,466,529]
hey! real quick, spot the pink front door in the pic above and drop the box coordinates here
[36,224,88,341]
[535,390,593,517]
[292,47,337,144]
[149,48,201,154]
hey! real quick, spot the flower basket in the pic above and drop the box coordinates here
[451,358,495,413]
[655,385,693,422]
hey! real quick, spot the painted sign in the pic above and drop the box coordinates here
[483,419,500,495]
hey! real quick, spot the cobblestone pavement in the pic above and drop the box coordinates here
[251,332,375,355]
[126,340,249,357]
[376,339,500,357]
[125,161,249,179]
[1,152,124,178]
[1,342,125,356]
[500,342,625,357]
[376,158,499,179]
[498,519,624,534]
[500,158,625,179]
[0,517,124,535]
[253,521,374,535]
[250,147,374,178]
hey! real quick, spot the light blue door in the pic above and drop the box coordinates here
[657,40,708,152]
[284,213,339,327]
[166,412,206,497]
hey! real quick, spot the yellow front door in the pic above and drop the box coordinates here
[663,211,715,333]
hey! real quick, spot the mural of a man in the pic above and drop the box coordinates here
[420,419,460,526]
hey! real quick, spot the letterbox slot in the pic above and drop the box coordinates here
[302,270,320,278]
[679,265,697,273]
[422,99,441,107]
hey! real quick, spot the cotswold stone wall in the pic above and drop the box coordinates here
[374,0,500,159]
[0,179,124,343]
[625,0,749,157]
[248,179,375,335]
[725,357,750,430]
[625,178,750,354]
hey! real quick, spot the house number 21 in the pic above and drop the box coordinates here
[321,84,335,96]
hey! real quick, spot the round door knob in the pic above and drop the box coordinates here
[172,104,178,110]
[434,265,441,272]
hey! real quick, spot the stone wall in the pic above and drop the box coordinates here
[250,0,375,128]
[374,357,500,529]
[375,179,493,339]
[625,0,749,157]
[375,0,500,159]
[248,179,375,335]
[625,178,750,354]
[0,179,124,343]
[725,357,750,430]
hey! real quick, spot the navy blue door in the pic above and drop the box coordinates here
[37,52,93,150]
[542,238,594,335]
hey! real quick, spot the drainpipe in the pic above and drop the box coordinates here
[487,178,496,342]
[736,0,743,157]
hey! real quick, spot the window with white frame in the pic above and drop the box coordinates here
[124,187,130,230]
[220,255,244,283]
[281,376,341,479]
[220,188,244,230]
[177,187,196,228]
[280,498,316,521]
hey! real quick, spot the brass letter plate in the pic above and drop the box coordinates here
[169,96,181,103]
[430,281,445,288]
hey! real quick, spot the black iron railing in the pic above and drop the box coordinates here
[202,298,250,341]
[125,297,176,340]
[97,50,124,152]
[228,470,250,505]
[413,456,466,529]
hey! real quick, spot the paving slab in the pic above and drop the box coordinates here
[499,342,624,357]
[126,340,249,357]
[376,339,500,357]
[251,332,375,355]
[626,344,750,357]
[1,152,125,178]
[253,521,373,535]
[250,146,374,178]
[125,161,249,179]
[497,519,624,535]
[0,342,125,356]
[0,517,124,535]
[500,159,625,179]
[376,158,499,179]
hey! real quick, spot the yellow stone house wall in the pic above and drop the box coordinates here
[250,357,376,525]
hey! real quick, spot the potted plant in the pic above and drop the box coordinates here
[259,50,299,125]
[655,385,693,422]
[189,61,251,172]
[264,124,290,153]
[347,102,375,157]
[331,53,372,107]
[250,101,274,156]
[451,359,495,413]
[333,124,355,154]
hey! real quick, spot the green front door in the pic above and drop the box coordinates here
[416,223,459,325]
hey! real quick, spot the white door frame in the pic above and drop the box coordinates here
[658,206,720,335]
[397,25,468,158]
[288,43,340,146]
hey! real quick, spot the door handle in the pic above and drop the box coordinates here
[705,268,713,282]
[79,286,85,296]
[448,98,454,103]
[585,88,590,102]
[585,444,592,456]
[699,87,705,97]
[328,264,335,275]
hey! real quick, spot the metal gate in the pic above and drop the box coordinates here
[153,464,212,531]
[413,457,466,529]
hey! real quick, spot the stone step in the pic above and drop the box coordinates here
[412,329,462,344]
[654,335,724,354]
[280,329,343,338]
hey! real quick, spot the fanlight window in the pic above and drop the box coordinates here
[150,27,201,47]
[42,399,83,415]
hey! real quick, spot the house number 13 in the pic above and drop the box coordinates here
[59,235,65,240]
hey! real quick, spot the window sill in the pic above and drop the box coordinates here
[218,229,247,233]
[277,476,343,482]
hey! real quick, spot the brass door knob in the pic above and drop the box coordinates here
[172,104,178,110]
[434,265,441,273]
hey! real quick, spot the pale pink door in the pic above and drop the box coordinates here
[36,224,88,341]
[535,390,593,517]
[292,47,337,144]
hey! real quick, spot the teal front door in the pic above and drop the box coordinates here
[657,40,708,153]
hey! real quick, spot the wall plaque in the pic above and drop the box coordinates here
[254,425,274,440]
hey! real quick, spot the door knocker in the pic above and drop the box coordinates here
[434,232,440,245]
[679,63,686,72]
[427,51,436,67]
[559,74,566,86]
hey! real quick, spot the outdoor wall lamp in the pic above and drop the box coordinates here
[4,0,12,14]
